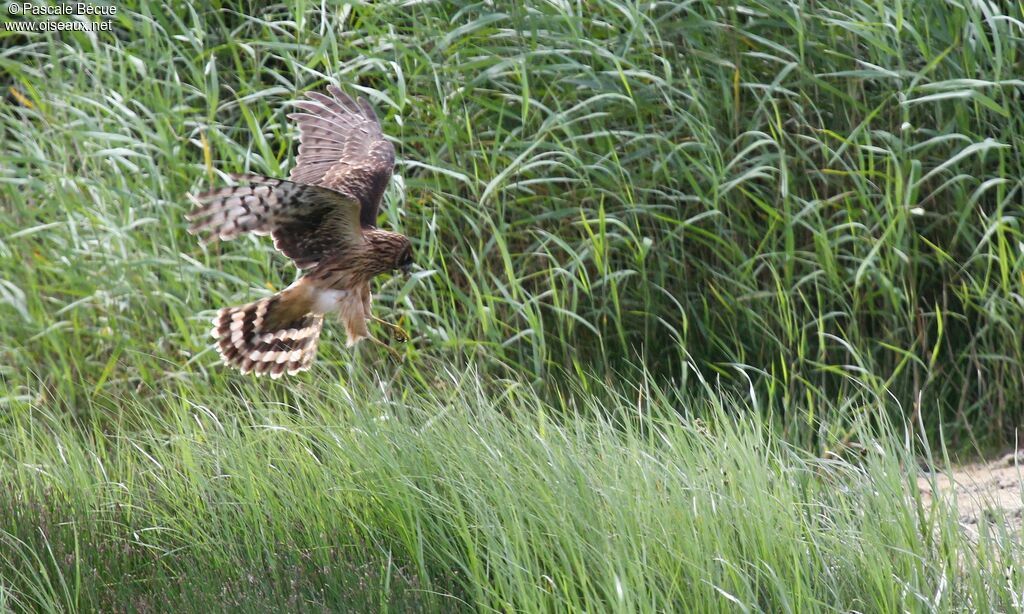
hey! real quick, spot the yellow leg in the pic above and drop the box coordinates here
[372,316,410,342]
[369,335,404,363]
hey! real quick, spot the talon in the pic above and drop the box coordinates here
[373,317,410,343]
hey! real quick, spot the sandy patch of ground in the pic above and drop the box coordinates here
[918,452,1024,538]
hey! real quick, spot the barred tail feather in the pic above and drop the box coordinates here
[212,290,323,378]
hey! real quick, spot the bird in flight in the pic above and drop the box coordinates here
[187,85,412,378]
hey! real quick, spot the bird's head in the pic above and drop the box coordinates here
[365,230,414,277]
[394,239,414,275]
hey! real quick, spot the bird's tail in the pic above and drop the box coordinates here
[211,285,323,378]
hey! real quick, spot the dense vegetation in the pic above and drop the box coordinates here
[2,0,1023,610]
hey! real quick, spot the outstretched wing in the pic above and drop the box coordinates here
[288,85,395,228]
[186,173,362,270]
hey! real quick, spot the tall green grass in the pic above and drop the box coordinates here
[2,0,1024,609]
[3,371,1023,611]
[2,0,1023,446]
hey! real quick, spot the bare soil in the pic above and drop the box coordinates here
[918,452,1024,538]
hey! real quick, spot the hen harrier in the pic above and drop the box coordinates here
[187,85,412,378]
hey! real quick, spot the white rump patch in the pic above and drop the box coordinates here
[311,288,351,314]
